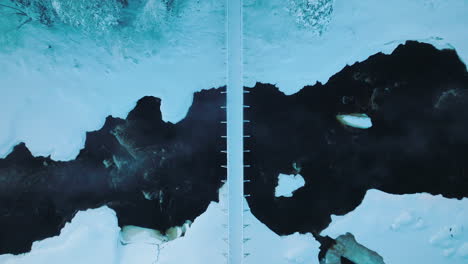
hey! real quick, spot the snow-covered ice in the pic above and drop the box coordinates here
[321,189,468,264]
[0,183,321,264]
[275,173,306,198]
[0,0,226,161]
[23,183,460,263]
[1,0,468,262]
[244,0,468,94]
[336,114,373,129]
[0,185,229,264]
[0,206,120,264]
[243,198,321,264]
[243,1,468,263]
[5,0,468,160]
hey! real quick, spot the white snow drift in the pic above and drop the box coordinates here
[244,0,468,94]
[0,184,323,264]
[322,189,468,264]
[0,0,226,161]
[336,113,373,129]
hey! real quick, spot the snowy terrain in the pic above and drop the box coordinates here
[244,0,468,94]
[1,0,468,263]
[0,206,121,264]
[243,198,321,264]
[0,0,227,262]
[6,0,467,161]
[244,1,468,263]
[336,114,373,129]
[0,185,228,264]
[0,0,226,160]
[0,184,321,264]
[322,190,468,264]
[275,173,306,198]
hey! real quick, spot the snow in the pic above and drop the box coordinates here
[243,198,321,264]
[119,196,227,264]
[7,190,462,264]
[243,1,468,262]
[0,184,321,264]
[0,186,229,264]
[0,206,120,264]
[336,114,373,129]
[244,0,468,94]
[321,189,468,264]
[4,0,467,160]
[1,0,468,262]
[457,243,468,258]
[275,173,306,198]
[0,0,226,161]
[120,225,167,245]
